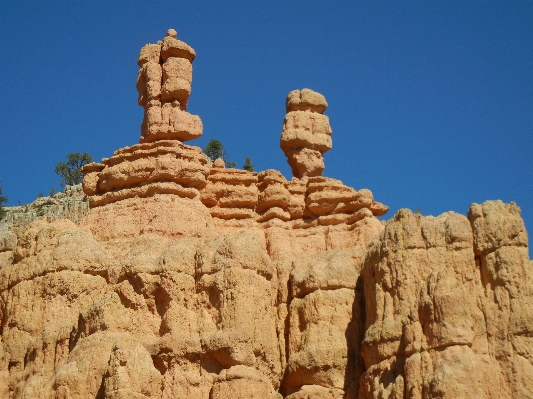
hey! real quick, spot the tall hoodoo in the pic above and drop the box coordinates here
[80,29,210,214]
[280,88,332,178]
[137,28,203,143]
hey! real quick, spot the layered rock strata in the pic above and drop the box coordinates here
[80,32,388,247]
[1,201,530,399]
[0,29,531,399]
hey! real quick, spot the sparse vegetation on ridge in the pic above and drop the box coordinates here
[0,184,7,220]
[243,156,254,172]
[55,152,93,187]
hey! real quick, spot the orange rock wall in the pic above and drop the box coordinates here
[359,202,533,399]
[1,199,530,399]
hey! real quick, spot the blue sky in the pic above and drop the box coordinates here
[1,1,532,240]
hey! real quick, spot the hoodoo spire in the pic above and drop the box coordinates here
[136,28,202,143]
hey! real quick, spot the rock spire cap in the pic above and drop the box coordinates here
[167,28,178,38]
[286,88,328,114]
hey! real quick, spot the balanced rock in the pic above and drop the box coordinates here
[280,89,332,178]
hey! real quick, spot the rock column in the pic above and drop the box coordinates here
[137,29,203,143]
[280,89,332,179]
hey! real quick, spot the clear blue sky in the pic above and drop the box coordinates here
[1,2,532,239]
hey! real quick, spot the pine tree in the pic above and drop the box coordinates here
[203,140,236,168]
[0,184,8,220]
[243,156,254,172]
[203,140,226,161]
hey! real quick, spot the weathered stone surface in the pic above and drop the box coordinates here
[138,43,161,67]
[468,199,528,255]
[286,88,328,114]
[141,103,203,142]
[286,385,344,399]
[81,140,209,209]
[359,205,533,399]
[104,337,162,399]
[281,112,333,153]
[0,230,16,252]
[284,289,357,393]
[211,366,282,399]
[137,61,162,106]
[0,184,89,239]
[201,168,259,220]
[160,32,196,62]
[81,195,214,241]
[281,249,366,397]
[286,148,325,178]
[0,192,389,398]
[4,183,532,399]
[161,57,192,104]
[468,200,533,399]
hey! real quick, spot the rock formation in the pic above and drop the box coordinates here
[359,202,533,399]
[0,29,531,399]
[0,184,88,239]
[281,89,331,178]
[137,28,202,143]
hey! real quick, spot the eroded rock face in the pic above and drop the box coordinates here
[359,203,533,399]
[1,29,531,399]
[81,32,388,243]
[82,140,209,208]
[3,201,529,399]
[0,184,89,240]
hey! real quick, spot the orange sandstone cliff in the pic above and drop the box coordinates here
[0,29,531,399]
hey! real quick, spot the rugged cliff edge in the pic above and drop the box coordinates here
[0,185,88,239]
[0,30,531,399]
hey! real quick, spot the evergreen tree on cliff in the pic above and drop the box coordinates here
[0,184,7,220]
[243,156,254,172]
[55,152,93,187]
[204,139,225,162]
[203,140,236,168]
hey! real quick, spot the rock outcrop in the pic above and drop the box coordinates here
[359,202,533,399]
[0,184,88,239]
[0,29,531,399]
[79,31,387,249]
